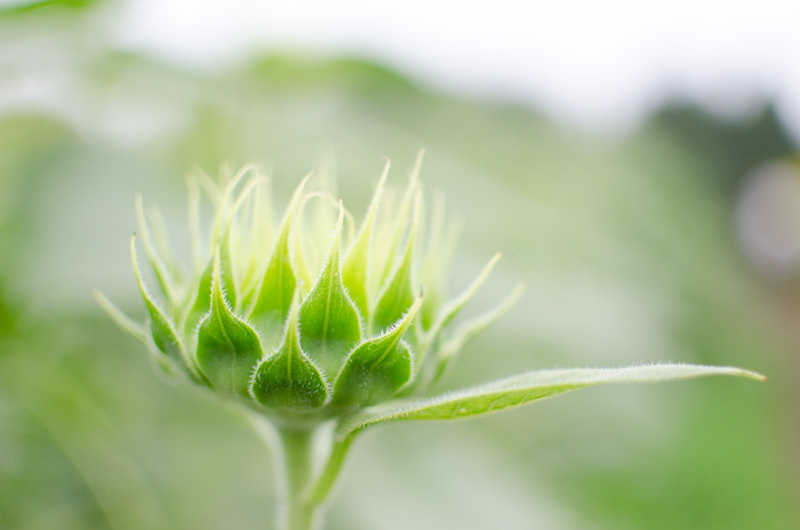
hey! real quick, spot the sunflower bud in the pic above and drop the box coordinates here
[95,154,766,530]
[97,155,519,426]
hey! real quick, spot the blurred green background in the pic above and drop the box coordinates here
[1,2,799,530]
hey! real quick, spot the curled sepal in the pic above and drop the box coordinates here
[371,191,421,334]
[332,295,423,409]
[216,172,262,313]
[218,226,240,312]
[94,290,149,343]
[336,364,767,439]
[131,235,192,375]
[181,262,212,335]
[299,202,363,376]
[441,282,526,359]
[250,175,309,332]
[432,282,526,385]
[94,290,180,379]
[342,160,389,316]
[135,195,178,303]
[419,251,505,357]
[251,289,330,411]
[420,192,460,329]
[196,249,264,397]
[376,150,423,286]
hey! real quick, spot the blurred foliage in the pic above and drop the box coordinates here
[646,103,795,194]
[1,5,799,530]
[0,0,101,17]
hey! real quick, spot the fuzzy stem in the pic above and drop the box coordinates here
[306,435,355,506]
[277,427,321,530]
[248,415,355,530]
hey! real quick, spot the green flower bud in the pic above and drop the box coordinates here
[98,155,519,426]
[96,154,761,437]
[96,154,763,530]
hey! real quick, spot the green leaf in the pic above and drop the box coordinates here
[250,175,309,333]
[371,191,421,333]
[299,202,363,377]
[130,235,189,373]
[337,363,766,439]
[251,289,330,411]
[342,160,389,316]
[196,249,264,397]
[332,296,423,409]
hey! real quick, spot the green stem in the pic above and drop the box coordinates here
[306,435,355,506]
[277,427,321,530]
[247,414,357,530]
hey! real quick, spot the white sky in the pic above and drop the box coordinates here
[101,0,800,139]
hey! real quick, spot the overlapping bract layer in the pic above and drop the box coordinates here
[98,158,522,422]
